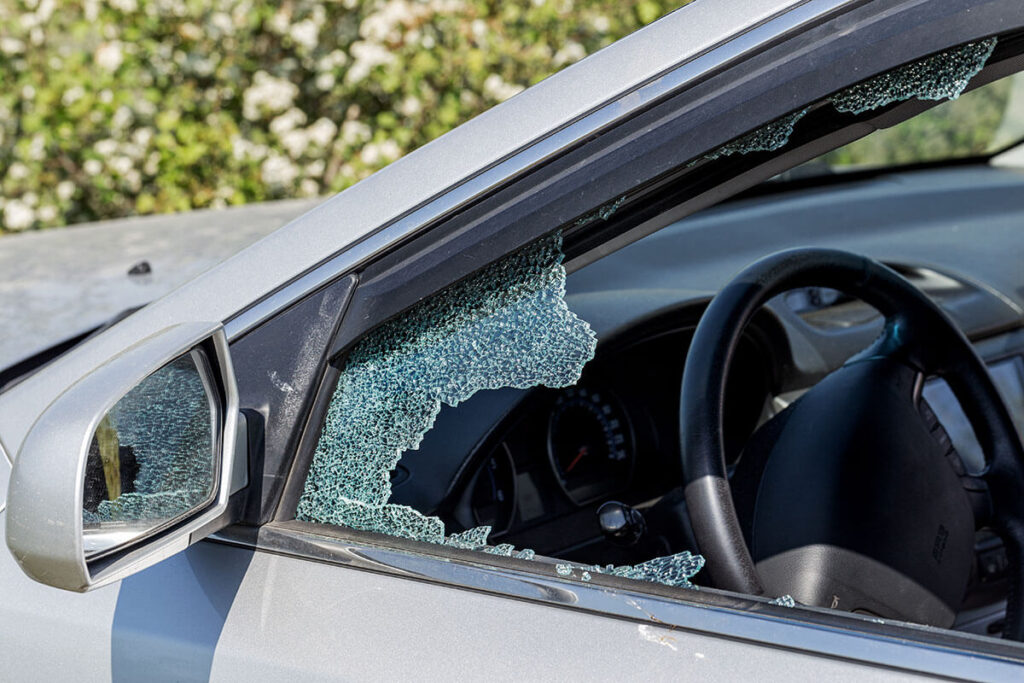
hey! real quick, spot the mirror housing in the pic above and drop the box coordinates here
[5,322,245,591]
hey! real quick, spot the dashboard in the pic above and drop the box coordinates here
[393,310,779,565]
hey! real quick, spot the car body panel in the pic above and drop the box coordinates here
[0,199,320,371]
[0,506,117,680]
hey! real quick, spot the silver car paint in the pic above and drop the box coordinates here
[0,0,836,459]
[205,544,927,682]
[0,506,118,681]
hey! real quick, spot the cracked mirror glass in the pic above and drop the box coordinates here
[82,349,220,559]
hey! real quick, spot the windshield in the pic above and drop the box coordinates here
[775,71,1024,181]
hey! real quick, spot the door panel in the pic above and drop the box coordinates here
[0,505,118,681]
[207,546,922,681]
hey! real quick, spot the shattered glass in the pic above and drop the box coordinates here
[830,39,998,115]
[298,233,597,547]
[701,108,810,161]
[697,37,998,165]
[297,230,710,591]
[550,551,705,590]
[82,351,217,555]
[574,195,627,227]
[769,595,796,608]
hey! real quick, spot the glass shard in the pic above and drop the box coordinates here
[552,550,705,590]
[702,109,810,162]
[830,39,998,115]
[574,195,627,227]
[297,232,597,548]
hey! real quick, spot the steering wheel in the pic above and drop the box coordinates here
[680,248,1024,640]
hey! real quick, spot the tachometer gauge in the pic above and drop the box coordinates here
[547,385,633,505]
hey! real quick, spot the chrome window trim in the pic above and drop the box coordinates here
[212,520,1024,678]
[223,0,854,341]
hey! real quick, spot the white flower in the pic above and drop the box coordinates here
[592,15,610,32]
[261,154,299,186]
[305,159,326,177]
[483,74,524,102]
[315,72,336,91]
[132,127,153,148]
[112,106,133,130]
[21,85,36,100]
[0,38,25,55]
[340,120,372,146]
[23,192,38,207]
[209,12,233,35]
[95,139,118,156]
[27,135,45,161]
[280,129,309,158]
[289,19,319,51]
[84,159,103,175]
[359,139,400,166]
[110,156,133,175]
[270,108,307,135]
[554,41,586,67]
[307,118,337,149]
[95,42,124,72]
[37,204,58,223]
[110,0,137,11]
[144,151,160,175]
[7,162,29,180]
[299,178,320,197]
[56,180,76,201]
[267,9,290,34]
[231,137,269,162]
[99,89,113,104]
[397,96,421,117]
[35,0,56,21]
[346,41,395,84]
[3,200,35,230]
[360,143,382,166]
[62,86,85,106]
[123,169,142,191]
[242,71,299,120]
[317,49,348,71]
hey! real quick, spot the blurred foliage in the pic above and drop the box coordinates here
[820,75,1019,169]
[0,0,684,233]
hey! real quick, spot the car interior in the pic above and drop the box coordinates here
[376,68,1024,639]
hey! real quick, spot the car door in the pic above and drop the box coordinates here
[5,0,1024,680]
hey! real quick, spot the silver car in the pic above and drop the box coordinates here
[4,0,1024,679]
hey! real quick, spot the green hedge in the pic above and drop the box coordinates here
[0,0,681,234]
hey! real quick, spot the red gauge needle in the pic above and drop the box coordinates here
[566,446,588,473]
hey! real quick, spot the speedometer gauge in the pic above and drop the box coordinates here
[547,385,633,505]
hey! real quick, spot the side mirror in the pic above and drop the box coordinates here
[5,322,246,591]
